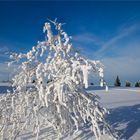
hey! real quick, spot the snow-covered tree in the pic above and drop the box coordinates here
[0,20,117,140]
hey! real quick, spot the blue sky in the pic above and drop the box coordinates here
[0,1,140,85]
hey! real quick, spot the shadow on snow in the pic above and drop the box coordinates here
[107,104,140,140]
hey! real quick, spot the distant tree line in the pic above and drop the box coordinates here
[114,75,140,87]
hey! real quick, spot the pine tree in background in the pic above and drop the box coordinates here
[125,81,131,87]
[0,20,117,140]
[114,76,121,87]
[135,81,140,87]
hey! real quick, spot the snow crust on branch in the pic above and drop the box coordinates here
[0,20,117,140]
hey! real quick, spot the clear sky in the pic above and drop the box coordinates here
[0,1,140,85]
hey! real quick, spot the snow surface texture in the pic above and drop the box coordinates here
[0,20,117,140]
[89,87,140,140]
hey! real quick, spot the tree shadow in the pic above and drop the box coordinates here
[107,104,140,140]
[18,104,140,140]
[20,127,57,140]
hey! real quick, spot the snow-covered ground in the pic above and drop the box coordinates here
[87,86,140,140]
[0,84,140,140]
[87,86,140,108]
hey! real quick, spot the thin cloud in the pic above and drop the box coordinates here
[73,33,104,46]
[100,42,140,85]
[95,23,140,56]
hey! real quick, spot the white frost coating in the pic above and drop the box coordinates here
[0,20,118,140]
[44,22,53,44]
[106,85,109,92]
[99,67,104,87]
[81,64,89,88]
